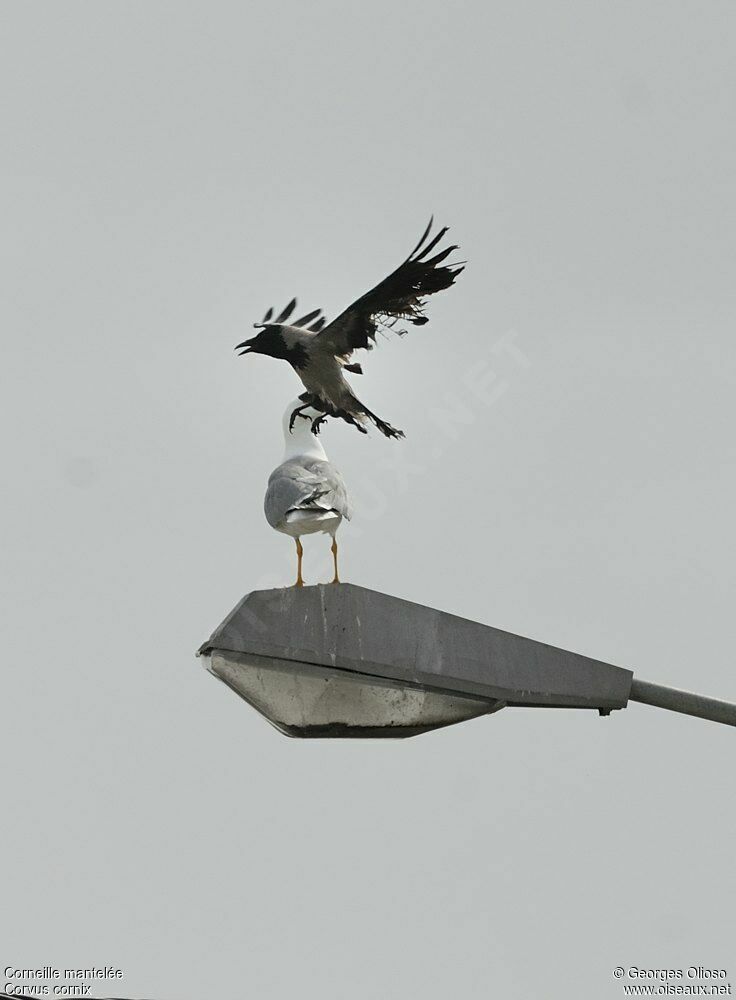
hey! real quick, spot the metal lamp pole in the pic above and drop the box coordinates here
[628,679,736,727]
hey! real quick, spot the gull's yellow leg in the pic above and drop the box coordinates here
[294,538,304,587]
[330,537,340,585]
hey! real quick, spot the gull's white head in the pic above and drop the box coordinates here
[281,399,328,462]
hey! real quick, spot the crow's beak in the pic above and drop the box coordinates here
[234,337,255,354]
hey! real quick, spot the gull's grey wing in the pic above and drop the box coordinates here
[264,459,352,529]
[313,218,463,357]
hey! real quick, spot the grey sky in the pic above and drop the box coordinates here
[1,2,734,998]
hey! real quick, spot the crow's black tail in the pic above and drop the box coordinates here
[357,402,405,440]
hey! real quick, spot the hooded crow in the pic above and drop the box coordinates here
[235,219,464,438]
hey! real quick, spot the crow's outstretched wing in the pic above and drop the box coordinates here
[255,299,327,331]
[314,219,463,356]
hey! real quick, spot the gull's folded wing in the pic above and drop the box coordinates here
[314,218,464,357]
[264,459,352,529]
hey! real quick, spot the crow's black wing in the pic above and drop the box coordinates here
[315,219,463,356]
[255,300,327,331]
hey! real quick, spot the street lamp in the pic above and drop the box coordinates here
[197,584,736,737]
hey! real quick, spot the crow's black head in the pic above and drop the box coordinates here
[235,325,309,369]
[235,325,288,358]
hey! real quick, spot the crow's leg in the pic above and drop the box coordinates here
[288,404,309,432]
[289,397,319,432]
[310,413,330,435]
[307,398,337,435]
[294,538,304,587]
[330,535,340,584]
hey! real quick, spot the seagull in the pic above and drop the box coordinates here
[236,219,464,439]
[264,399,352,587]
